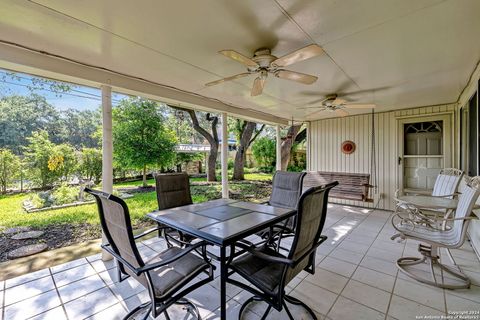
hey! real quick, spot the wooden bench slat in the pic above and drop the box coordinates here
[304,171,373,202]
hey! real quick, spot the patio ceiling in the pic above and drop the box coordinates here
[0,0,479,120]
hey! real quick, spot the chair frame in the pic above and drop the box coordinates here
[227,182,338,320]
[86,188,214,320]
[390,176,480,289]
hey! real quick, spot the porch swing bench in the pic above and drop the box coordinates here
[303,171,374,203]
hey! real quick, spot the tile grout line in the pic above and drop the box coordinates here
[47,267,69,320]
[1,279,5,320]
[325,209,396,319]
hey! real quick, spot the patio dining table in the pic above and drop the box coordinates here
[147,198,296,320]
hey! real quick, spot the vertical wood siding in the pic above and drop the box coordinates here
[309,104,456,211]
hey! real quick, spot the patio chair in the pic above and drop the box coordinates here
[258,171,306,247]
[394,168,464,228]
[85,188,214,320]
[155,172,195,246]
[391,176,480,289]
[227,182,338,319]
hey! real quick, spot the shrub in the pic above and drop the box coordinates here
[252,137,276,167]
[52,184,78,205]
[29,193,45,208]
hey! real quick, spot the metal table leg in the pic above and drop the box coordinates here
[220,246,227,319]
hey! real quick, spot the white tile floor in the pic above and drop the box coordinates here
[1,204,480,320]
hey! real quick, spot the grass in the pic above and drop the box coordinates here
[0,172,272,228]
[0,192,208,228]
[114,172,272,188]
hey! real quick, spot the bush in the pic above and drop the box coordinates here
[252,137,276,168]
[52,184,78,205]
[287,165,305,172]
[227,158,234,170]
[258,166,274,173]
[29,193,45,208]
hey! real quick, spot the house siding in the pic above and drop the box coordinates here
[308,104,456,211]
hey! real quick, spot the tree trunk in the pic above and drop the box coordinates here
[280,125,302,170]
[233,122,257,180]
[142,164,147,187]
[172,107,219,182]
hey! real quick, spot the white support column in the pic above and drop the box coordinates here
[276,125,282,171]
[306,121,311,171]
[101,84,113,261]
[221,113,229,198]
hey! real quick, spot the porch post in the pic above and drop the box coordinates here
[101,84,113,261]
[221,113,229,198]
[306,121,311,171]
[276,124,282,171]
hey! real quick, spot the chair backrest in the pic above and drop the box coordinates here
[431,168,464,198]
[284,182,338,284]
[155,173,193,210]
[85,188,149,287]
[451,176,480,247]
[269,171,306,209]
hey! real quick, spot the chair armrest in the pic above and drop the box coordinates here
[440,216,478,222]
[290,235,327,268]
[133,227,161,240]
[234,242,295,266]
[136,241,210,275]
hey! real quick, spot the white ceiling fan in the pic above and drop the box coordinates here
[298,94,376,117]
[205,44,324,96]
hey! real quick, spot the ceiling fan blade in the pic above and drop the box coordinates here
[219,50,259,68]
[335,109,349,117]
[344,103,376,109]
[297,106,324,110]
[205,73,251,87]
[272,44,324,67]
[306,108,327,118]
[251,77,266,96]
[274,70,318,85]
[332,98,347,105]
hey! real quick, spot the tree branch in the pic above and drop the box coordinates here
[248,124,265,147]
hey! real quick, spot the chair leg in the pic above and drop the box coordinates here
[396,244,471,289]
[123,302,151,320]
[284,295,317,320]
[260,305,272,320]
[283,301,295,320]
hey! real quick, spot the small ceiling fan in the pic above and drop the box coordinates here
[205,44,324,96]
[298,94,376,117]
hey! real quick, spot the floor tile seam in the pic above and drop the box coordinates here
[64,286,120,320]
[4,272,51,290]
[50,259,89,275]
[54,270,103,290]
[48,267,70,320]
[384,233,406,319]
[1,278,4,320]
[325,208,393,319]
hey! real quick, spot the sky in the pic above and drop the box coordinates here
[0,69,127,111]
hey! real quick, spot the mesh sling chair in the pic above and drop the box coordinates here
[393,168,464,230]
[258,171,306,248]
[391,176,480,289]
[227,182,338,319]
[155,173,196,246]
[85,188,214,320]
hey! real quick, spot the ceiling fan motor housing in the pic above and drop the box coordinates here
[251,48,277,71]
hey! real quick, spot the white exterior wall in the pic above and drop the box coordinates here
[308,104,456,211]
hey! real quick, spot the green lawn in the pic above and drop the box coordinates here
[0,172,272,228]
[0,192,208,228]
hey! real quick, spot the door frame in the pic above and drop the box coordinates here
[396,113,454,192]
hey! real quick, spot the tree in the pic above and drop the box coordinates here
[59,108,101,148]
[23,130,58,188]
[78,148,102,183]
[231,120,265,180]
[280,124,303,170]
[48,143,78,182]
[0,95,62,153]
[0,149,20,193]
[113,98,176,187]
[172,107,219,182]
[174,152,203,172]
[252,137,276,168]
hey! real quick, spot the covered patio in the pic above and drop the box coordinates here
[1,0,480,319]
[3,203,479,320]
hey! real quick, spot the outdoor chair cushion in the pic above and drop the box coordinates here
[393,223,460,247]
[145,246,209,298]
[231,245,286,296]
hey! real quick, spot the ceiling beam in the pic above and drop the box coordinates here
[0,41,289,125]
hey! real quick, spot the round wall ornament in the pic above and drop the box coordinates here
[341,140,356,154]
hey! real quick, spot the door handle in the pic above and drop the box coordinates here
[398,157,402,165]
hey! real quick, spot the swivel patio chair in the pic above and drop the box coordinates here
[394,168,464,229]
[155,172,196,246]
[258,171,306,248]
[86,188,214,320]
[227,182,338,319]
[391,176,480,289]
